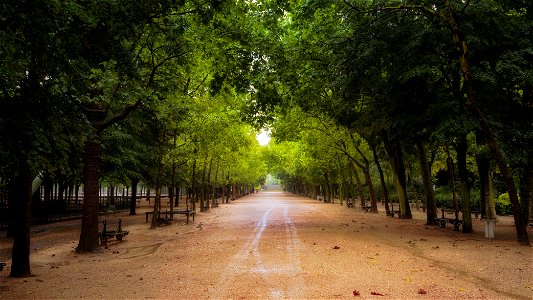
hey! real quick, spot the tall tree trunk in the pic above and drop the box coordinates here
[190,154,197,211]
[146,187,151,205]
[150,129,166,228]
[456,138,473,233]
[350,163,366,207]
[206,158,213,209]
[349,134,377,211]
[447,149,460,229]
[324,172,331,203]
[169,132,177,211]
[363,168,378,213]
[382,133,412,219]
[519,153,532,233]
[76,138,101,253]
[372,145,390,213]
[129,177,139,215]
[212,161,219,207]
[415,140,437,225]
[477,153,497,238]
[9,158,33,277]
[200,157,208,211]
[226,171,230,203]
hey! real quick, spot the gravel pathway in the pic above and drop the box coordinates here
[0,192,531,299]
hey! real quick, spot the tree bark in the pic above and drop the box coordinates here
[519,153,532,234]
[415,140,437,225]
[324,172,332,203]
[477,153,497,238]
[76,138,102,253]
[9,158,33,277]
[191,155,197,211]
[212,161,219,207]
[129,177,139,215]
[382,133,412,219]
[447,150,461,229]
[372,145,390,213]
[362,169,378,213]
[150,129,166,228]
[200,157,208,211]
[350,163,366,207]
[456,138,473,233]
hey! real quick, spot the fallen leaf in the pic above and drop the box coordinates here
[353,290,360,296]
[371,291,384,296]
[418,289,427,294]
[333,246,340,249]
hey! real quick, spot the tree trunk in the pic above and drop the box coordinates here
[129,178,139,215]
[200,158,208,211]
[519,153,532,233]
[9,158,33,277]
[169,132,177,211]
[226,171,230,203]
[372,145,390,213]
[477,153,497,238]
[351,163,366,207]
[76,138,101,253]
[212,161,219,207]
[151,129,166,228]
[191,156,197,211]
[146,187,151,205]
[447,150,460,230]
[206,158,213,209]
[363,168,378,213]
[415,140,437,225]
[324,172,331,203]
[382,134,412,219]
[456,139,472,233]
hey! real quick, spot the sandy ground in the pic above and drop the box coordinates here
[0,192,532,299]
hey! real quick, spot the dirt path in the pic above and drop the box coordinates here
[0,192,532,299]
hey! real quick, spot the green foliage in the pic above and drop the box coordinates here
[434,186,453,209]
[496,193,513,216]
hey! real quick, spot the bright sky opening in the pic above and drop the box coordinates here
[256,129,271,146]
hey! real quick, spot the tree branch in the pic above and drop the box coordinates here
[188,74,209,97]
[95,98,144,132]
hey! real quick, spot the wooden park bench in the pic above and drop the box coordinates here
[99,219,129,247]
[346,202,354,208]
[145,209,196,224]
[0,262,6,271]
[361,205,372,212]
[387,203,401,217]
[165,209,196,224]
[435,208,462,231]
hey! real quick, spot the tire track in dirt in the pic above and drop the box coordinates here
[282,205,305,299]
[210,205,275,299]
[210,197,306,299]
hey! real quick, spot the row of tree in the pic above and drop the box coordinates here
[0,0,271,277]
[250,0,532,245]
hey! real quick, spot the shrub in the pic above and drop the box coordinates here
[434,186,453,208]
[495,193,512,215]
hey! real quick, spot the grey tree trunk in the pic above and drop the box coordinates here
[415,141,437,225]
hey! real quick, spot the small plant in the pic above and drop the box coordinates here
[496,193,512,215]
